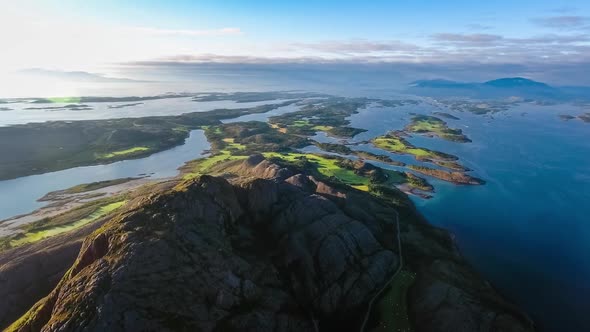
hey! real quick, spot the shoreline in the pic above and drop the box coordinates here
[0,177,154,237]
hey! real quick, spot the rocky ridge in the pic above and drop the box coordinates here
[6,155,534,332]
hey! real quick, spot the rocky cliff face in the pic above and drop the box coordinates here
[7,156,534,332]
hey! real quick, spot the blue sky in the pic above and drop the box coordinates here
[1,1,590,74]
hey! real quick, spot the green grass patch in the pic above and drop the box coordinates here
[97,146,150,159]
[222,138,247,151]
[292,120,311,127]
[372,133,457,161]
[263,152,369,187]
[405,115,470,143]
[9,200,126,248]
[311,125,333,131]
[182,151,248,179]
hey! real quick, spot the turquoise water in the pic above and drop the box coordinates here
[348,102,590,330]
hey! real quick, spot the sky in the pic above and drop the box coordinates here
[1,0,590,91]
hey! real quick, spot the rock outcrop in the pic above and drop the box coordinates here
[6,156,534,332]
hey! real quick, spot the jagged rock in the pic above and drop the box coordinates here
[5,157,534,332]
[8,161,398,332]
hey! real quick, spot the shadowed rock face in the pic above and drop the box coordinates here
[6,156,535,332]
[8,159,398,332]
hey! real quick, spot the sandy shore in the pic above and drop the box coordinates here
[0,177,156,237]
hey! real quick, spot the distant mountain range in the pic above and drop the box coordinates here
[407,77,590,101]
[18,68,144,83]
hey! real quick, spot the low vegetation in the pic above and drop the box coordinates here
[97,146,150,159]
[408,165,485,185]
[269,97,369,138]
[0,197,127,252]
[405,115,470,142]
[372,131,458,161]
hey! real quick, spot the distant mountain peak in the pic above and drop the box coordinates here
[406,77,564,100]
[483,77,550,88]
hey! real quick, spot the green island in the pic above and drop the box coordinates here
[405,115,471,142]
[353,150,406,166]
[558,114,575,121]
[441,100,511,115]
[560,113,590,123]
[408,165,485,185]
[372,131,458,162]
[107,102,144,109]
[314,142,405,167]
[269,97,369,138]
[23,104,93,111]
[27,94,192,104]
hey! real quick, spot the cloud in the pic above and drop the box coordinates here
[134,27,243,37]
[431,33,503,45]
[120,31,590,76]
[531,16,590,29]
[133,54,333,65]
[291,40,420,54]
[514,34,590,44]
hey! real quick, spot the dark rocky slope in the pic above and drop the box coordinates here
[6,156,534,332]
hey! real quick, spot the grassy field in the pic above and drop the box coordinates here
[371,270,416,332]
[221,138,247,151]
[373,136,433,158]
[6,200,126,249]
[263,152,370,189]
[405,115,470,142]
[97,146,150,159]
[372,132,458,162]
[182,151,248,179]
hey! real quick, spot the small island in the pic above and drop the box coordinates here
[23,104,93,111]
[405,115,471,142]
[372,131,459,162]
[408,165,485,185]
[107,102,144,109]
[559,114,576,121]
[433,112,460,120]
